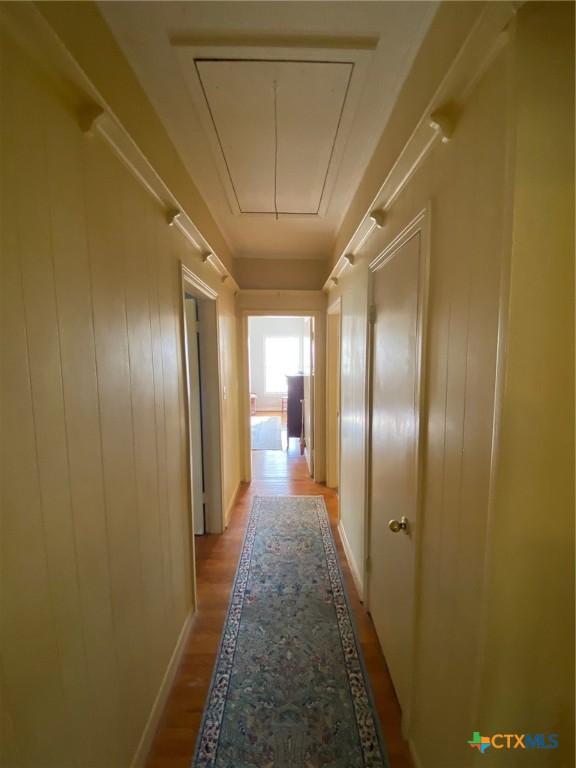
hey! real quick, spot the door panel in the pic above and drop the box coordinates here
[369,231,423,719]
[185,296,205,535]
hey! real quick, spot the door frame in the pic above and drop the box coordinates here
[240,309,323,483]
[326,297,342,496]
[183,294,205,535]
[303,316,315,475]
[180,263,225,550]
[364,206,431,732]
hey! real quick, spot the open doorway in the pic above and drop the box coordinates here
[181,266,224,556]
[184,293,206,534]
[326,298,341,492]
[247,315,314,477]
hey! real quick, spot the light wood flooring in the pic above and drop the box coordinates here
[146,440,413,768]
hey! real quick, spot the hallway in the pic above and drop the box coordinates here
[1,2,573,767]
[146,449,412,768]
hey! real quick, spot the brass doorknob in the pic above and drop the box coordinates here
[388,517,408,533]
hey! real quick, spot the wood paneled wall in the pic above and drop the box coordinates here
[330,41,512,767]
[0,30,239,768]
[338,271,369,594]
[476,5,575,765]
[217,288,242,526]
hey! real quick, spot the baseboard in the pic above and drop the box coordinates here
[131,611,194,767]
[337,521,364,601]
[409,738,424,768]
[224,480,241,527]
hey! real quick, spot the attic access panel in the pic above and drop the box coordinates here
[174,40,375,219]
[194,59,352,215]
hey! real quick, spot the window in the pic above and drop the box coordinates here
[265,336,300,393]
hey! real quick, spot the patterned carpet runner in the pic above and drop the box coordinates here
[194,495,389,768]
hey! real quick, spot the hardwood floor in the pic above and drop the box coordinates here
[146,444,413,768]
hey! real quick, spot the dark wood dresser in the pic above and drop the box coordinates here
[286,374,304,449]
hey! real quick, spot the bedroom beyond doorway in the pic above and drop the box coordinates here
[247,315,314,473]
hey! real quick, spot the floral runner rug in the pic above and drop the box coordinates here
[193,495,389,768]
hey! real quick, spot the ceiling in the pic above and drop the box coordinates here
[99,2,438,261]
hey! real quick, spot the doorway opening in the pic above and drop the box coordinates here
[181,266,225,558]
[326,298,342,494]
[183,293,206,535]
[247,314,315,480]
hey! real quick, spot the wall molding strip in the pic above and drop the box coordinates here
[0,1,238,292]
[78,105,239,290]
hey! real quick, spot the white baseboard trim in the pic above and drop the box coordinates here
[337,521,364,601]
[224,480,241,527]
[131,611,194,767]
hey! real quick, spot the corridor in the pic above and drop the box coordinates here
[1,2,573,767]
[147,446,411,768]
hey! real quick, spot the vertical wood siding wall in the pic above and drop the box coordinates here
[0,32,239,768]
[334,46,511,767]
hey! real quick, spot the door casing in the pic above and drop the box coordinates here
[303,316,315,474]
[364,207,430,734]
[326,298,342,493]
[184,295,205,535]
[239,308,325,483]
[180,263,225,547]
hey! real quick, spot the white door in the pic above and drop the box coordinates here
[368,228,425,722]
[185,295,205,535]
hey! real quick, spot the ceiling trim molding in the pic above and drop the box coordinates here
[323,1,515,292]
[171,34,379,51]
